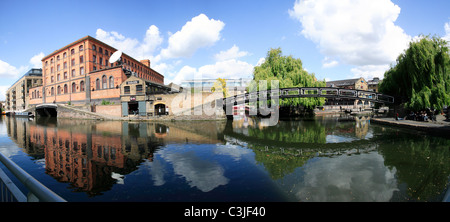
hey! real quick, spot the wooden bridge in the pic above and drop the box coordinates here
[222,87,394,107]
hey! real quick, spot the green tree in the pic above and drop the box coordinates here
[210,77,229,97]
[253,48,326,109]
[379,35,450,111]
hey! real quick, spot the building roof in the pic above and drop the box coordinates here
[326,78,364,87]
[7,68,42,91]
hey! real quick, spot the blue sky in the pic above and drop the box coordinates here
[1,0,450,101]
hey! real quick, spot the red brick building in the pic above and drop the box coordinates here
[29,36,164,106]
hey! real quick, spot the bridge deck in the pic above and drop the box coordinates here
[222,87,394,106]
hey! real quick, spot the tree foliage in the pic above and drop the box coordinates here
[211,77,229,98]
[379,36,450,111]
[253,48,326,109]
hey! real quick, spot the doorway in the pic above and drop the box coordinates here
[155,103,167,116]
[128,102,139,115]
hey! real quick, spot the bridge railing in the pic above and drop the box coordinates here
[222,87,394,106]
[0,152,66,202]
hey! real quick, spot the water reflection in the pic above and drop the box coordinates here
[2,115,449,202]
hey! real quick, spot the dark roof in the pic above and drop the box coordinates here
[326,78,361,87]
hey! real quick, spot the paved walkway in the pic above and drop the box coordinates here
[371,114,450,137]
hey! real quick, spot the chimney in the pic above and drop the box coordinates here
[140,59,150,68]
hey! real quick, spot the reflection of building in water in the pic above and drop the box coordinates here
[354,116,370,139]
[5,117,223,196]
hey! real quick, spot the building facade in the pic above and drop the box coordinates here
[367,77,381,92]
[29,36,164,107]
[5,68,43,112]
[326,77,368,90]
[180,78,252,95]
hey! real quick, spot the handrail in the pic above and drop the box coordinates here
[0,152,66,202]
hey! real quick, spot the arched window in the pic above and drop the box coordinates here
[32,91,35,99]
[72,82,76,93]
[102,75,107,89]
[37,90,40,98]
[79,45,84,51]
[96,78,100,90]
[57,86,61,95]
[64,84,68,94]
[51,87,54,96]
[80,81,85,92]
[109,76,114,88]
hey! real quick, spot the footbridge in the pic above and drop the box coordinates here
[222,87,394,107]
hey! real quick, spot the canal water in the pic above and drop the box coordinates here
[0,114,449,202]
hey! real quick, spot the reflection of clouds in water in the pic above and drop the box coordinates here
[326,135,355,143]
[214,143,251,161]
[141,158,166,186]
[295,152,398,202]
[0,123,21,158]
[160,148,229,192]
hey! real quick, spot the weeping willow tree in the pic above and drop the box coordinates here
[379,35,450,111]
[252,48,326,110]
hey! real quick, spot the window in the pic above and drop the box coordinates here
[105,50,108,56]
[136,85,143,94]
[99,47,103,54]
[63,52,67,58]
[99,57,103,65]
[80,67,84,75]
[51,76,54,83]
[92,45,96,51]
[71,59,75,66]
[64,62,67,69]
[57,86,61,95]
[64,72,67,79]
[57,74,60,81]
[71,49,75,55]
[93,66,97,71]
[109,76,114,88]
[80,81,85,92]
[57,55,60,61]
[51,87,54,96]
[93,55,96,63]
[96,78,100,90]
[72,83,76,93]
[80,56,84,63]
[51,67,54,73]
[57,64,60,71]
[72,69,76,77]
[64,84,68,94]
[124,86,130,94]
[79,45,84,51]
[102,75,107,89]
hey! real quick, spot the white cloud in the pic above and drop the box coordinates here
[322,57,338,68]
[256,57,265,66]
[443,21,450,42]
[0,85,10,101]
[96,25,163,61]
[169,59,254,84]
[29,52,45,68]
[160,14,225,59]
[0,59,28,79]
[214,45,249,61]
[351,64,390,80]
[289,0,411,78]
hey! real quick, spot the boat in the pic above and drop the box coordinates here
[13,111,34,118]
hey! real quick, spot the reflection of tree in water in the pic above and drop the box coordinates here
[376,130,450,201]
[251,144,316,180]
[247,119,327,144]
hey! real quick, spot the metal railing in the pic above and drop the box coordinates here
[0,152,66,202]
